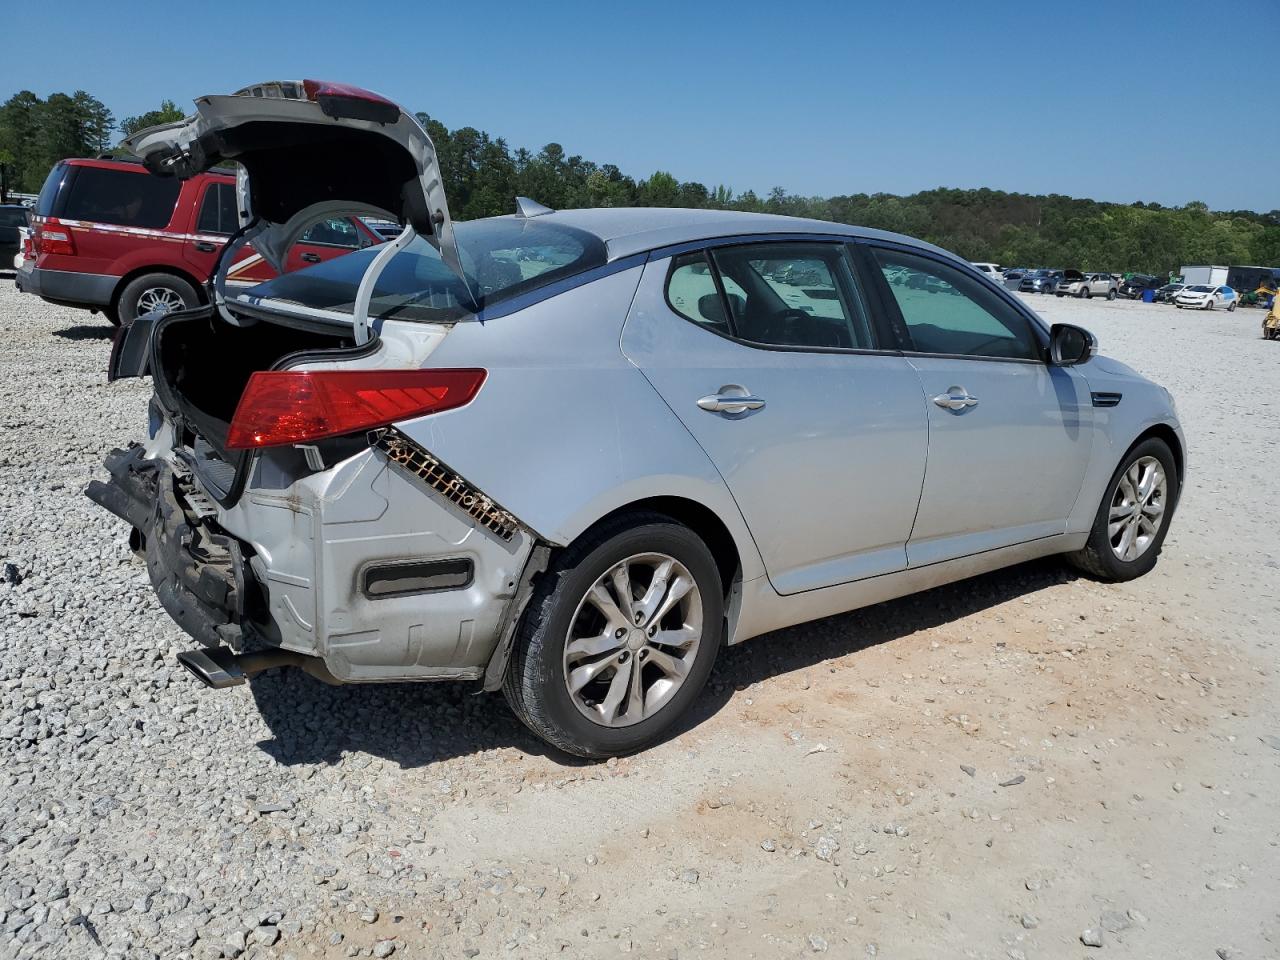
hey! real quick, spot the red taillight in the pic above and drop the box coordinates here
[34,221,75,257]
[302,79,399,123]
[225,368,487,450]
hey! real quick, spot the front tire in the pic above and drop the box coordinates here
[116,272,200,325]
[1066,438,1178,582]
[504,514,724,758]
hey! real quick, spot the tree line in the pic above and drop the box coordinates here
[2,89,1277,276]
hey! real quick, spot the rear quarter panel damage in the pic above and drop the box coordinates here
[393,264,766,583]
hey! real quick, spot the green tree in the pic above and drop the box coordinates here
[120,99,184,138]
[0,91,44,191]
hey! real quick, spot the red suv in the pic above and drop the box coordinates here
[16,157,383,324]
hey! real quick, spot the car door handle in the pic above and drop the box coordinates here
[300,253,322,263]
[194,241,217,253]
[697,393,766,414]
[932,389,979,410]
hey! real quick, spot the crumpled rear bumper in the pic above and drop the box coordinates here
[86,445,255,649]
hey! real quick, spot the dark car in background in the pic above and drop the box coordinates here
[1119,275,1164,300]
[1019,269,1064,295]
[0,204,30,269]
[1154,282,1187,303]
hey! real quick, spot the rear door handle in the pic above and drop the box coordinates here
[194,241,217,253]
[697,393,766,414]
[300,252,322,263]
[932,388,979,410]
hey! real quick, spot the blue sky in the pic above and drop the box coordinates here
[3,0,1277,211]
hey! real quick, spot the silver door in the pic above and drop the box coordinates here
[621,243,929,595]
[867,246,1094,567]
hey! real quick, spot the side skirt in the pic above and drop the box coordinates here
[730,533,1087,644]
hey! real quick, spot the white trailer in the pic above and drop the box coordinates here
[1181,265,1228,286]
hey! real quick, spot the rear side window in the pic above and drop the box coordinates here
[300,217,361,248]
[872,247,1040,361]
[196,182,238,235]
[666,242,876,351]
[667,253,730,334]
[61,166,181,228]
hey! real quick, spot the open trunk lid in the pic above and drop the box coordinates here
[122,80,466,333]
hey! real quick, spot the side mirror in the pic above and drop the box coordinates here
[1049,323,1096,366]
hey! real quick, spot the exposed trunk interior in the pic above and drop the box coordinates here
[152,309,358,502]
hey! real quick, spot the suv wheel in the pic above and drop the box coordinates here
[1066,437,1178,582]
[504,514,723,758]
[117,273,200,325]
[1107,289,1117,300]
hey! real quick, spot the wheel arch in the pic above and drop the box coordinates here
[587,495,744,600]
[109,264,208,314]
[1130,422,1184,487]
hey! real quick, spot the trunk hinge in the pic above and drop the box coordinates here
[351,223,417,345]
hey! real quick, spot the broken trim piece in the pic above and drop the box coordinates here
[371,427,522,541]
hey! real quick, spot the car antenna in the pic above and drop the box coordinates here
[515,196,555,218]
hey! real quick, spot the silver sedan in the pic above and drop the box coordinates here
[91,81,1185,757]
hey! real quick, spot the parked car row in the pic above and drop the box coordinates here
[970,264,1247,312]
[975,265,1120,299]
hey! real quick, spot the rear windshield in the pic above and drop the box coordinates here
[242,217,608,323]
[47,164,181,228]
[34,163,68,218]
[0,208,29,227]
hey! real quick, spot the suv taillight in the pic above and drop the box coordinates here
[34,221,76,257]
[225,369,487,450]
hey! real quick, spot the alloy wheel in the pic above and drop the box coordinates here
[562,553,703,728]
[1108,456,1167,562]
[136,286,187,315]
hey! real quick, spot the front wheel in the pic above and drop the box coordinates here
[504,514,724,758]
[1066,438,1179,581]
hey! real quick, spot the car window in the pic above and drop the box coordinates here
[704,243,875,350]
[667,253,731,334]
[872,247,1040,361]
[60,165,181,228]
[0,208,30,228]
[300,217,361,248]
[196,182,238,236]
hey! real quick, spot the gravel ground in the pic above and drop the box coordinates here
[1,278,1278,960]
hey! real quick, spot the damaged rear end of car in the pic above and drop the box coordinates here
[86,81,548,690]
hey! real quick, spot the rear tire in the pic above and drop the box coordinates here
[1066,437,1179,582]
[503,513,724,758]
[1227,301,1237,312]
[116,273,200,325]
[1107,289,1117,300]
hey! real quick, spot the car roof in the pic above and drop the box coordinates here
[60,156,236,180]
[495,207,961,264]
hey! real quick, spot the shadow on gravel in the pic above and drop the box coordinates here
[249,558,1076,769]
[53,324,115,341]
